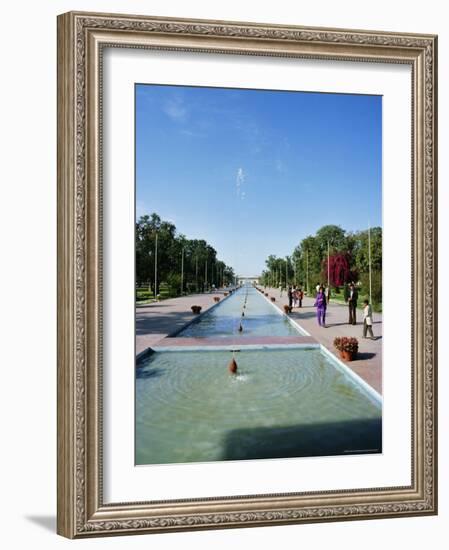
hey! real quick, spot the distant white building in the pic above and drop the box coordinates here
[237,276,259,285]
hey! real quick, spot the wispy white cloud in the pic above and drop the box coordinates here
[236,168,246,200]
[180,129,205,138]
[163,97,188,122]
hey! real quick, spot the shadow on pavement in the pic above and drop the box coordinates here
[355,352,377,361]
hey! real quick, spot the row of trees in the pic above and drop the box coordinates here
[136,213,235,297]
[259,224,382,306]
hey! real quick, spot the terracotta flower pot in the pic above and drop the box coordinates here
[213,297,220,303]
[283,305,292,314]
[264,293,268,297]
[224,292,228,297]
[191,305,202,314]
[271,297,276,302]
[340,350,355,361]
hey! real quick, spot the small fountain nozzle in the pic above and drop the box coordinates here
[228,357,238,374]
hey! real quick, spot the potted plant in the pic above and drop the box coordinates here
[264,292,269,297]
[333,336,359,361]
[283,304,292,314]
[270,297,276,302]
[191,305,202,314]
[224,292,228,297]
[213,296,220,303]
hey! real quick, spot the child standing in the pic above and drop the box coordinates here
[362,299,375,339]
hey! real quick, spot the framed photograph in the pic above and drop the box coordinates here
[57,11,438,538]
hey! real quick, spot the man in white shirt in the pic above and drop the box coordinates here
[362,299,374,339]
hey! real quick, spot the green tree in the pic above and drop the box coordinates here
[315,225,346,254]
[353,227,382,274]
[260,224,382,302]
[135,212,234,298]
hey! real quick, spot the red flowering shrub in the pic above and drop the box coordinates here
[322,253,357,287]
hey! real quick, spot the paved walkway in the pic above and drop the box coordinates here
[136,290,231,354]
[261,286,382,394]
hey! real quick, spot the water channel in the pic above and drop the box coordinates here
[136,285,382,465]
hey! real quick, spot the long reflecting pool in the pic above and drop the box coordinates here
[176,286,306,338]
[136,283,382,465]
[136,347,382,465]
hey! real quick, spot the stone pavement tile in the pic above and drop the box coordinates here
[136,290,232,354]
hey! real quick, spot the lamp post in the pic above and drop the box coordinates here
[327,240,330,299]
[306,249,309,295]
[195,254,198,293]
[148,249,152,294]
[368,225,372,304]
[180,247,184,295]
[154,232,158,299]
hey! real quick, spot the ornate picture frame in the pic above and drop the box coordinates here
[57,11,437,538]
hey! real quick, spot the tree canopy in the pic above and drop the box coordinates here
[260,224,382,305]
[136,213,235,295]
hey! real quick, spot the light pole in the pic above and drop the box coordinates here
[154,232,158,299]
[306,249,309,296]
[181,247,184,295]
[368,225,372,304]
[285,257,288,288]
[148,249,152,294]
[195,254,198,293]
[327,240,330,298]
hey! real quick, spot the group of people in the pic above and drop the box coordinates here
[286,285,304,309]
[269,281,375,339]
[313,282,375,339]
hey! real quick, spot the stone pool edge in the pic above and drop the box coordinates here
[320,344,382,406]
[257,289,311,337]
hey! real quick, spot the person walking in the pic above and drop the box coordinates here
[314,285,327,327]
[346,282,358,325]
[362,299,375,339]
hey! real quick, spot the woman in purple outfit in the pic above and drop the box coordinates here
[314,285,327,327]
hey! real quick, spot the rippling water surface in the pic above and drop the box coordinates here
[176,286,305,337]
[136,348,382,465]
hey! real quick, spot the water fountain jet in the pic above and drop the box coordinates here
[228,357,238,374]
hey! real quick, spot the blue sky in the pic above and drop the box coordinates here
[136,84,382,275]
